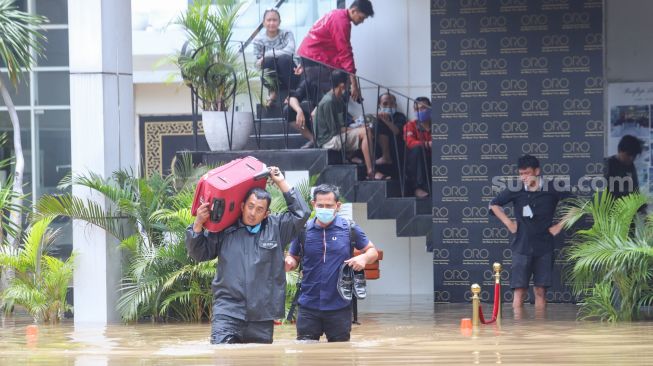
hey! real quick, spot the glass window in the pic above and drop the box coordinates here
[0,110,33,200]
[34,109,70,199]
[36,71,69,106]
[35,0,68,25]
[0,72,30,107]
[35,111,71,257]
[38,29,69,67]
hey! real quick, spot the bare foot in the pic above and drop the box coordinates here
[266,92,278,107]
[350,157,363,165]
[415,188,429,199]
[374,172,387,180]
[375,157,392,165]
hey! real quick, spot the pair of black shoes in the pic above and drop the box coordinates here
[337,263,367,301]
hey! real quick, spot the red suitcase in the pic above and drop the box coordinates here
[191,156,269,232]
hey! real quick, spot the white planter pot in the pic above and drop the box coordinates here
[201,111,254,151]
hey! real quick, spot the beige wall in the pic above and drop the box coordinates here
[353,203,433,296]
[134,83,192,116]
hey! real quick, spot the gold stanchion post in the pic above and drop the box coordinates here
[493,262,502,325]
[471,283,481,327]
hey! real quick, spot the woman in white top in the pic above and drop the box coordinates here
[252,9,299,106]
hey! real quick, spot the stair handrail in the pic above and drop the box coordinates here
[294,55,432,198]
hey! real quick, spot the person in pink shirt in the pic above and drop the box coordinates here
[297,0,374,103]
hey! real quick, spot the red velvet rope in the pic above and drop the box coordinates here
[478,281,501,325]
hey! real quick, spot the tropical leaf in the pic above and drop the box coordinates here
[561,190,653,321]
[0,0,47,86]
[0,218,74,323]
[32,193,125,240]
[169,0,261,111]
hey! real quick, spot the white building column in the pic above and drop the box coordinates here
[68,0,134,324]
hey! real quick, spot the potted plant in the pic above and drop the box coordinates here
[174,0,257,151]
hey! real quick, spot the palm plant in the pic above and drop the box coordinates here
[0,217,75,323]
[0,0,47,280]
[560,191,653,321]
[33,159,217,323]
[172,0,258,111]
[119,187,215,322]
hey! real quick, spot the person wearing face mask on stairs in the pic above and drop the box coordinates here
[285,184,378,342]
[373,92,407,180]
[403,97,433,199]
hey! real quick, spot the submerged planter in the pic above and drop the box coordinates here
[202,111,253,151]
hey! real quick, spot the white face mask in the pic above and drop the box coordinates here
[315,207,336,224]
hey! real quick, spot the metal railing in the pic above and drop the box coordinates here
[182,38,432,198]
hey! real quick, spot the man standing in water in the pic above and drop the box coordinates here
[489,155,569,315]
[285,184,378,342]
[186,167,309,344]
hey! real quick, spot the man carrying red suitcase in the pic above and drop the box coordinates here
[186,167,310,344]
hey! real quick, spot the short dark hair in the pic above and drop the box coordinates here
[378,92,396,105]
[618,135,643,157]
[350,0,374,17]
[517,154,540,170]
[414,96,431,108]
[330,70,348,89]
[313,184,341,201]
[244,187,271,209]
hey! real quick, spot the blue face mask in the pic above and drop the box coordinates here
[380,107,396,115]
[416,109,431,122]
[315,207,336,225]
[246,223,261,234]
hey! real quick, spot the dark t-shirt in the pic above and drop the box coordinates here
[604,155,639,200]
[289,78,319,104]
[490,179,569,256]
[315,91,346,146]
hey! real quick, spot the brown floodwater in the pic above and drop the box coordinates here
[1,295,652,365]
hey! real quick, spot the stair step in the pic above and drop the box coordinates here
[183,148,432,242]
[316,164,360,200]
[352,180,389,202]
[368,197,413,220]
[393,197,431,237]
[397,214,432,237]
[252,118,295,135]
[243,135,306,150]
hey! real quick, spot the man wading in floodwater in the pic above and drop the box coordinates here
[489,155,570,317]
[186,167,309,344]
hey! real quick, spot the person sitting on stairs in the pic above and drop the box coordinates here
[314,70,380,180]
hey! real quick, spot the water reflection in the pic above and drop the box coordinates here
[0,295,652,365]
